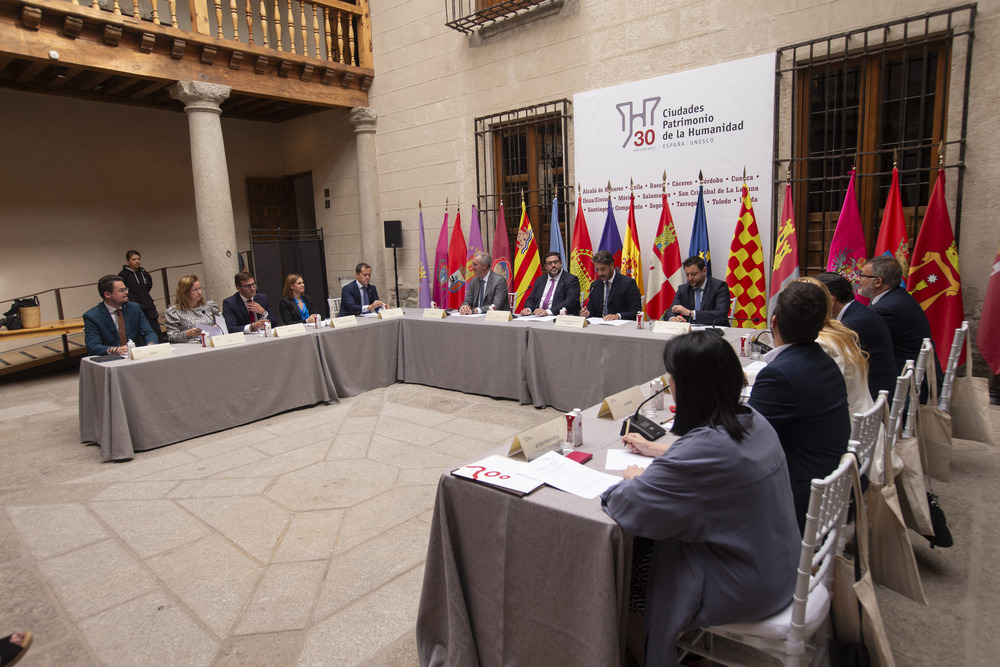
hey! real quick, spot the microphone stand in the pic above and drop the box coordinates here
[619,386,670,440]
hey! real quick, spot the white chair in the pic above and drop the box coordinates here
[848,391,889,478]
[327,297,342,317]
[911,337,934,409]
[891,361,916,439]
[676,455,855,667]
[939,321,969,412]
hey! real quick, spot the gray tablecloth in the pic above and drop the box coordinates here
[316,317,401,398]
[79,334,335,460]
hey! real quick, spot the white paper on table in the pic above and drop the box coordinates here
[743,360,767,385]
[213,315,228,332]
[196,323,224,337]
[587,318,632,326]
[452,455,544,494]
[360,312,379,318]
[605,448,655,471]
[517,315,557,322]
[453,312,487,318]
[524,451,622,499]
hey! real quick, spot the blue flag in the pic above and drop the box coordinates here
[548,197,566,266]
[689,184,712,276]
[598,197,623,267]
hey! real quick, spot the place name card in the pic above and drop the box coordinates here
[273,323,308,337]
[423,308,447,319]
[379,307,404,320]
[129,343,173,360]
[597,385,644,420]
[652,320,691,335]
[210,332,247,348]
[485,310,513,322]
[508,417,565,461]
[555,314,588,328]
[330,315,358,328]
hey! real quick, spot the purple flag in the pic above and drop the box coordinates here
[418,208,431,307]
[465,205,485,281]
[826,169,869,301]
[598,196,623,267]
[433,210,449,307]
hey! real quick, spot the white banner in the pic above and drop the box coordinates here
[573,54,776,282]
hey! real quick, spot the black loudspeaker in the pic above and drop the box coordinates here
[384,220,403,248]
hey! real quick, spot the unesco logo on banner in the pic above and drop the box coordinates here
[616,97,660,149]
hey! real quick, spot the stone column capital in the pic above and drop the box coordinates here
[349,107,378,134]
[169,81,232,114]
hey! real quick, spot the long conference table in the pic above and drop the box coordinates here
[78,311,685,460]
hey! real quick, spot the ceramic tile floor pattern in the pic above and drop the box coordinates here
[1,369,999,666]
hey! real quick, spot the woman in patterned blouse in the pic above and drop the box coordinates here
[164,274,222,343]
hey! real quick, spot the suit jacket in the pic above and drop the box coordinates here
[339,281,382,316]
[585,272,642,320]
[522,270,581,315]
[840,299,897,400]
[83,301,158,355]
[462,271,510,311]
[669,275,731,325]
[748,342,850,532]
[279,295,315,324]
[869,286,943,398]
[222,292,271,332]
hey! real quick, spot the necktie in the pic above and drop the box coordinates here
[361,286,369,309]
[541,278,556,310]
[479,278,486,309]
[695,288,703,311]
[114,308,127,346]
[602,282,610,317]
[246,300,256,323]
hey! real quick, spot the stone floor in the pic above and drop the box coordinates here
[0,368,998,666]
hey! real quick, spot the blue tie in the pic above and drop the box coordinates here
[603,282,610,317]
[361,286,368,309]
[695,287,703,311]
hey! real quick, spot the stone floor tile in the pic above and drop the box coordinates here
[366,434,462,470]
[378,401,455,427]
[166,477,272,499]
[374,416,448,447]
[337,416,379,435]
[92,481,179,501]
[234,560,328,635]
[358,627,419,667]
[177,496,291,564]
[333,486,436,555]
[76,591,218,666]
[266,459,397,512]
[37,538,158,621]
[253,428,336,456]
[213,631,305,667]
[213,441,331,479]
[427,433,500,460]
[181,428,275,459]
[402,392,477,414]
[135,446,268,481]
[145,533,264,637]
[0,560,78,651]
[325,431,373,460]
[6,503,109,560]
[89,498,212,558]
[18,635,99,667]
[395,467,449,487]
[271,509,343,563]
[0,399,61,422]
[434,415,519,442]
[66,449,201,485]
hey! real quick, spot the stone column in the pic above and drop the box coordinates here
[349,107,385,294]
[169,81,239,305]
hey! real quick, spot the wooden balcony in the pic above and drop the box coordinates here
[0,0,372,121]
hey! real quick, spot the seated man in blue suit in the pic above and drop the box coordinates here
[519,251,581,316]
[83,275,159,356]
[459,251,510,314]
[339,262,386,316]
[222,271,271,333]
[666,256,731,325]
[579,250,642,321]
[748,280,850,533]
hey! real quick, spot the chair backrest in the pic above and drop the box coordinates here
[912,337,934,397]
[788,454,855,647]
[939,320,969,412]
[848,392,889,477]
[889,362,915,440]
[729,296,737,318]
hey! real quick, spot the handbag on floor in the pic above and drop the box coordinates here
[950,333,993,444]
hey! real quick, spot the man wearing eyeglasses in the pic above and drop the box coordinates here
[223,272,271,333]
[519,251,581,316]
[83,275,159,356]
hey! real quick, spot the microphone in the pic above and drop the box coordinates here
[619,385,670,440]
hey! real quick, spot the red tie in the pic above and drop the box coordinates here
[114,308,127,346]
[247,300,256,323]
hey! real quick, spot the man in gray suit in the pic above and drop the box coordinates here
[459,251,510,313]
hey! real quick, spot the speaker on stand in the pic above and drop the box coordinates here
[384,220,403,308]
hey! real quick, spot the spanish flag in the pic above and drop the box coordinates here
[621,188,644,297]
[513,198,541,312]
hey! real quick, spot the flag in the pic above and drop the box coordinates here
[466,205,485,282]
[978,233,1000,374]
[548,197,567,266]
[513,198,542,312]
[621,189,644,296]
[768,184,800,316]
[447,211,467,309]
[490,202,513,295]
[689,182,712,276]
[826,169,868,291]
[906,169,963,369]
[417,206,431,308]
[874,165,911,286]
[433,209,449,307]
[598,195,623,267]
[726,180,768,329]
[645,189,683,321]
[570,193,596,306]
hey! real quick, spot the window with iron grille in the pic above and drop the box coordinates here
[474,100,572,258]
[446,0,560,34]
[775,4,974,274]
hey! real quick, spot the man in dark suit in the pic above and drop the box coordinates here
[83,275,159,356]
[519,251,581,316]
[859,256,942,399]
[666,255,731,325]
[459,251,510,314]
[749,280,850,532]
[222,271,271,333]
[579,250,643,321]
[339,262,386,316]
[815,271,896,400]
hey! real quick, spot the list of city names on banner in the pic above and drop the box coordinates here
[573,54,776,278]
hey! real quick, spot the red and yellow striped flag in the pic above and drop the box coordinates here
[725,180,768,328]
[513,198,541,312]
[621,189,645,297]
